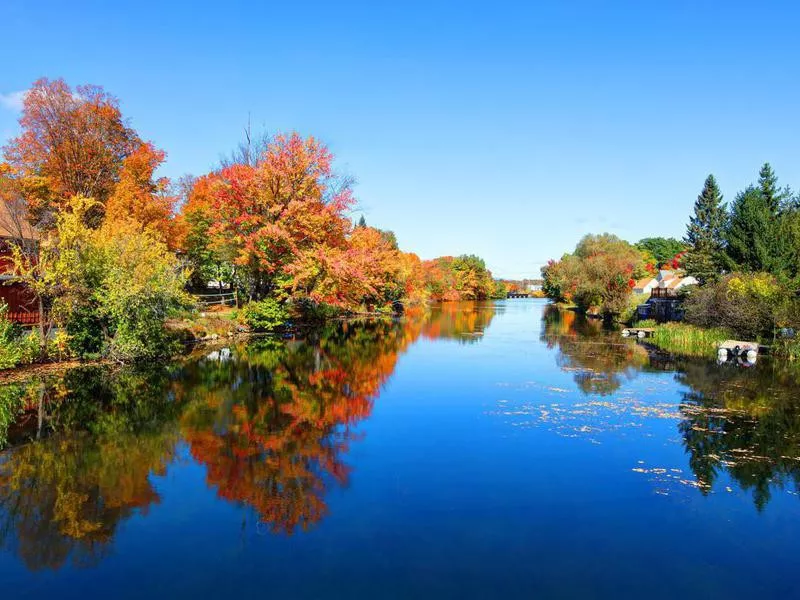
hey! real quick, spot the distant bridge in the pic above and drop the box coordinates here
[506,292,532,299]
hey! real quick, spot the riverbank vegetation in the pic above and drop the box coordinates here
[648,323,732,358]
[541,233,652,316]
[543,163,800,359]
[0,77,499,369]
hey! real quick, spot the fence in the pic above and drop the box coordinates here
[9,311,40,325]
[650,287,677,299]
[193,291,237,308]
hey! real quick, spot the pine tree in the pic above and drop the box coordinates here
[683,174,726,283]
[757,162,788,213]
[357,215,367,228]
[725,186,774,272]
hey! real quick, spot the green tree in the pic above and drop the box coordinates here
[635,237,686,267]
[725,186,778,273]
[683,174,726,284]
[542,234,644,316]
[451,254,494,300]
[758,162,790,213]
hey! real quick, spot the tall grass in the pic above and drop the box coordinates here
[648,323,732,358]
[773,337,800,361]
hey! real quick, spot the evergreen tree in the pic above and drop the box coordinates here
[757,162,789,213]
[357,215,367,228]
[725,186,775,272]
[778,208,800,282]
[724,164,795,278]
[683,174,726,283]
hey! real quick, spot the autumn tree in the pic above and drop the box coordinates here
[207,133,353,302]
[422,255,495,301]
[2,78,140,226]
[542,234,644,316]
[104,143,178,247]
[451,254,494,299]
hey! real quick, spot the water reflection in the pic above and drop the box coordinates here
[0,368,181,570]
[4,299,800,577]
[677,361,800,509]
[0,305,497,570]
[422,301,497,343]
[541,306,649,395]
[541,305,800,509]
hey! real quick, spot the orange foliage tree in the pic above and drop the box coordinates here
[105,142,178,247]
[2,78,140,226]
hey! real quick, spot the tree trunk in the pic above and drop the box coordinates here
[37,294,47,361]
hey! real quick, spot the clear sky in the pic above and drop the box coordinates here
[2,1,798,278]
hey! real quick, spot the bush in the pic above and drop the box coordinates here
[0,304,41,369]
[290,297,342,323]
[620,292,648,324]
[243,298,289,331]
[66,303,106,358]
[683,273,782,340]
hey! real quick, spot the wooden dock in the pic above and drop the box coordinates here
[621,327,655,338]
[718,340,760,357]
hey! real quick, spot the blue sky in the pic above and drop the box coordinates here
[2,1,798,278]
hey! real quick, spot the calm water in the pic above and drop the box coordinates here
[1,300,799,599]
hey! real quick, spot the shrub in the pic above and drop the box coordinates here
[620,292,648,324]
[683,273,782,340]
[107,297,184,361]
[243,298,289,331]
[0,304,41,369]
[66,303,106,358]
[773,337,800,361]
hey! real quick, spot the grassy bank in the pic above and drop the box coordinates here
[646,323,733,358]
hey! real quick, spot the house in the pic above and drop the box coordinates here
[634,270,697,295]
[635,270,699,322]
[632,276,659,295]
[0,200,39,324]
[655,269,698,293]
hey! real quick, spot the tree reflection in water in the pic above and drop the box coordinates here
[541,305,649,396]
[422,301,498,343]
[0,305,497,569]
[542,304,800,509]
[0,367,181,571]
[676,360,800,510]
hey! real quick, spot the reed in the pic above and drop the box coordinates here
[649,323,732,358]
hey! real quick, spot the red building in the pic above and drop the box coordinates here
[0,200,39,324]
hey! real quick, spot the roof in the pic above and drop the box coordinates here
[633,277,657,289]
[0,199,40,241]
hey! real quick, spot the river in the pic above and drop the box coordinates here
[1,299,798,599]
